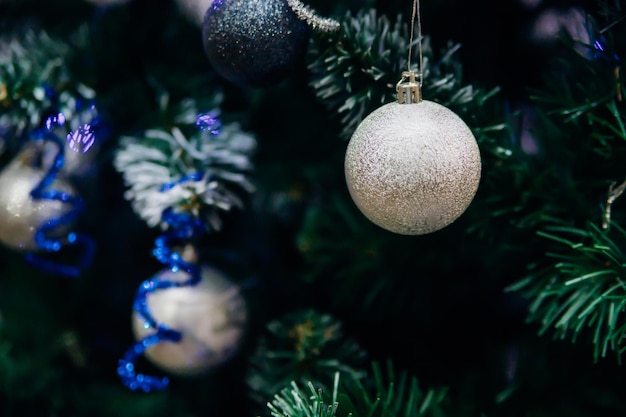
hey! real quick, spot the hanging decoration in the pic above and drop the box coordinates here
[114,111,255,391]
[0,111,97,276]
[344,0,481,235]
[202,0,339,88]
[129,255,248,378]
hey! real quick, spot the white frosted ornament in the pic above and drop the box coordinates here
[132,265,248,376]
[345,71,481,235]
[0,146,76,251]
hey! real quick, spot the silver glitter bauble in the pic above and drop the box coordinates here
[132,265,248,376]
[202,0,309,88]
[0,150,76,251]
[345,100,481,235]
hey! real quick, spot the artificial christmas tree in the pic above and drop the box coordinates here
[2,0,625,416]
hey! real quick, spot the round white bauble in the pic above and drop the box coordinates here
[132,265,248,376]
[176,0,214,26]
[345,100,481,235]
[0,149,76,251]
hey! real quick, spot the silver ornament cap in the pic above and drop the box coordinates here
[345,74,481,235]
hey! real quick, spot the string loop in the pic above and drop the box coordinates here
[406,0,423,84]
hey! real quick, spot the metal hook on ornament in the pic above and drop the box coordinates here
[396,0,424,105]
[396,71,422,104]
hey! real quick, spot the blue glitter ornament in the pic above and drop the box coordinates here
[202,0,310,88]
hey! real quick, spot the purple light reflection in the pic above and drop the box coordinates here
[66,124,96,154]
[196,112,222,136]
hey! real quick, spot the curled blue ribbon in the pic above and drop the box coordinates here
[24,113,96,277]
[118,200,206,392]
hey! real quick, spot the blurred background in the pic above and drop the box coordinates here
[1,0,624,416]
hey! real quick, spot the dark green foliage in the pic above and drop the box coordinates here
[504,6,626,363]
[2,0,626,416]
[508,221,626,362]
[0,27,93,146]
[247,309,367,405]
[267,362,449,417]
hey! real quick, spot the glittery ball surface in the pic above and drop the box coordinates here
[132,266,248,376]
[202,0,309,88]
[0,158,75,251]
[345,100,482,235]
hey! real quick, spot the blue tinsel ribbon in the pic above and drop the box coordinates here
[117,205,206,392]
[23,112,96,277]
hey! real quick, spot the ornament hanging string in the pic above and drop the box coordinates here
[396,0,424,104]
[407,0,423,83]
[346,0,482,236]
[24,112,96,278]
[117,114,222,392]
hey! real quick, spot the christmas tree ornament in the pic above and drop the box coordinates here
[131,265,247,376]
[117,113,254,392]
[344,1,481,235]
[0,146,76,251]
[0,113,95,276]
[118,216,247,391]
[202,0,339,88]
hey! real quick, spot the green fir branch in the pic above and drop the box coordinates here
[0,27,94,144]
[471,12,626,237]
[337,361,449,417]
[528,13,626,161]
[247,309,367,405]
[113,95,256,232]
[267,376,340,417]
[267,362,450,417]
[296,193,418,320]
[506,221,626,362]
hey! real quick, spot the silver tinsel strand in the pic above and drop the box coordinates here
[285,0,340,33]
